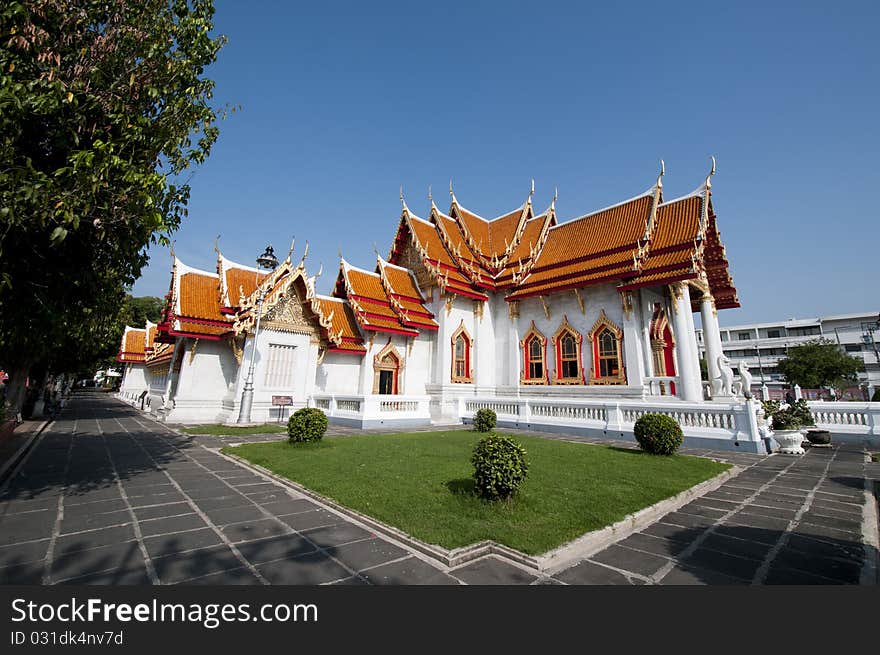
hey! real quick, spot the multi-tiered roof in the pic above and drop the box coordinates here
[389,164,738,309]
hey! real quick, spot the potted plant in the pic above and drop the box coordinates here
[767,404,807,455]
[791,399,829,445]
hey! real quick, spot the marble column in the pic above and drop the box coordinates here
[700,292,724,397]
[671,283,701,401]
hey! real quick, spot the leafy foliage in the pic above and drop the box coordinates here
[776,339,863,393]
[123,296,165,328]
[872,389,880,403]
[287,407,328,444]
[633,413,683,455]
[766,399,815,431]
[790,399,815,427]
[0,1,226,410]
[768,405,803,431]
[471,433,529,501]
[761,399,781,417]
[473,408,497,432]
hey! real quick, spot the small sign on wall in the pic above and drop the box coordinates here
[271,395,293,422]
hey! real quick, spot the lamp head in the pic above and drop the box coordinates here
[257,245,279,270]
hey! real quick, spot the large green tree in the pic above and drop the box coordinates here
[776,338,864,393]
[0,1,226,411]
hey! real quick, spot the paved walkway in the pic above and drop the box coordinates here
[0,394,876,585]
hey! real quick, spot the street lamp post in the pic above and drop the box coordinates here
[236,245,279,424]
[754,346,765,383]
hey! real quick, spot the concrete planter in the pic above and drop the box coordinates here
[806,429,831,445]
[773,429,805,455]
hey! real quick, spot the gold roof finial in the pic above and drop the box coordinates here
[551,186,558,210]
[529,178,535,203]
[705,155,716,190]
[449,178,456,204]
[213,234,221,255]
[657,159,665,189]
[286,236,296,262]
[169,240,176,260]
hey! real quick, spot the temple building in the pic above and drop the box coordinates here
[119,162,773,452]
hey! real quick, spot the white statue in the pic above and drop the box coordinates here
[713,354,735,397]
[738,361,753,399]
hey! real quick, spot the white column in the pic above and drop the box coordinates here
[620,292,646,388]
[700,293,724,396]
[682,286,704,397]
[671,283,701,401]
[432,294,452,386]
[508,303,521,387]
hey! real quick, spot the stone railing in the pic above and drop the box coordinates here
[808,401,879,436]
[310,394,431,427]
[379,400,419,413]
[335,399,362,413]
[460,396,764,453]
[643,376,679,397]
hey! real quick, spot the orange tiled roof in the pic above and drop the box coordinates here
[117,328,146,363]
[616,194,704,292]
[377,258,439,331]
[225,267,267,308]
[506,193,653,299]
[145,323,158,351]
[312,296,366,354]
[180,272,227,322]
[333,260,419,336]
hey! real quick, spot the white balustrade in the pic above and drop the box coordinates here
[808,401,879,435]
[309,394,431,424]
[460,395,762,447]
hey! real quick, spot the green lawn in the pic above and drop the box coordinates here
[224,431,729,555]
[178,423,287,436]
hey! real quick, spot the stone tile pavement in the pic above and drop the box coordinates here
[0,394,876,585]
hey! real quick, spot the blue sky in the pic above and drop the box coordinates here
[133,0,879,326]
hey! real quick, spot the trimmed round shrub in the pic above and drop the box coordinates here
[473,408,497,433]
[471,433,529,501]
[287,407,328,443]
[633,413,683,455]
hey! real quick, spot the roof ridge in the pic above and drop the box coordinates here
[342,258,382,279]
[219,253,263,274]
[175,257,219,279]
[658,186,706,207]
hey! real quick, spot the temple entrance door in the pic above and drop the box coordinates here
[379,369,395,395]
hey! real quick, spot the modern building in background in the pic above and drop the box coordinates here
[696,312,880,399]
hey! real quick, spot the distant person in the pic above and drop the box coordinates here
[785,390,795,405]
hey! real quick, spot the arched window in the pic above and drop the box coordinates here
[450,321,473,383]
[520,321,547,385]
[373,341,403,395]
[649,303,676,395]
[552,316,584,384]
[588,310,626,385]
